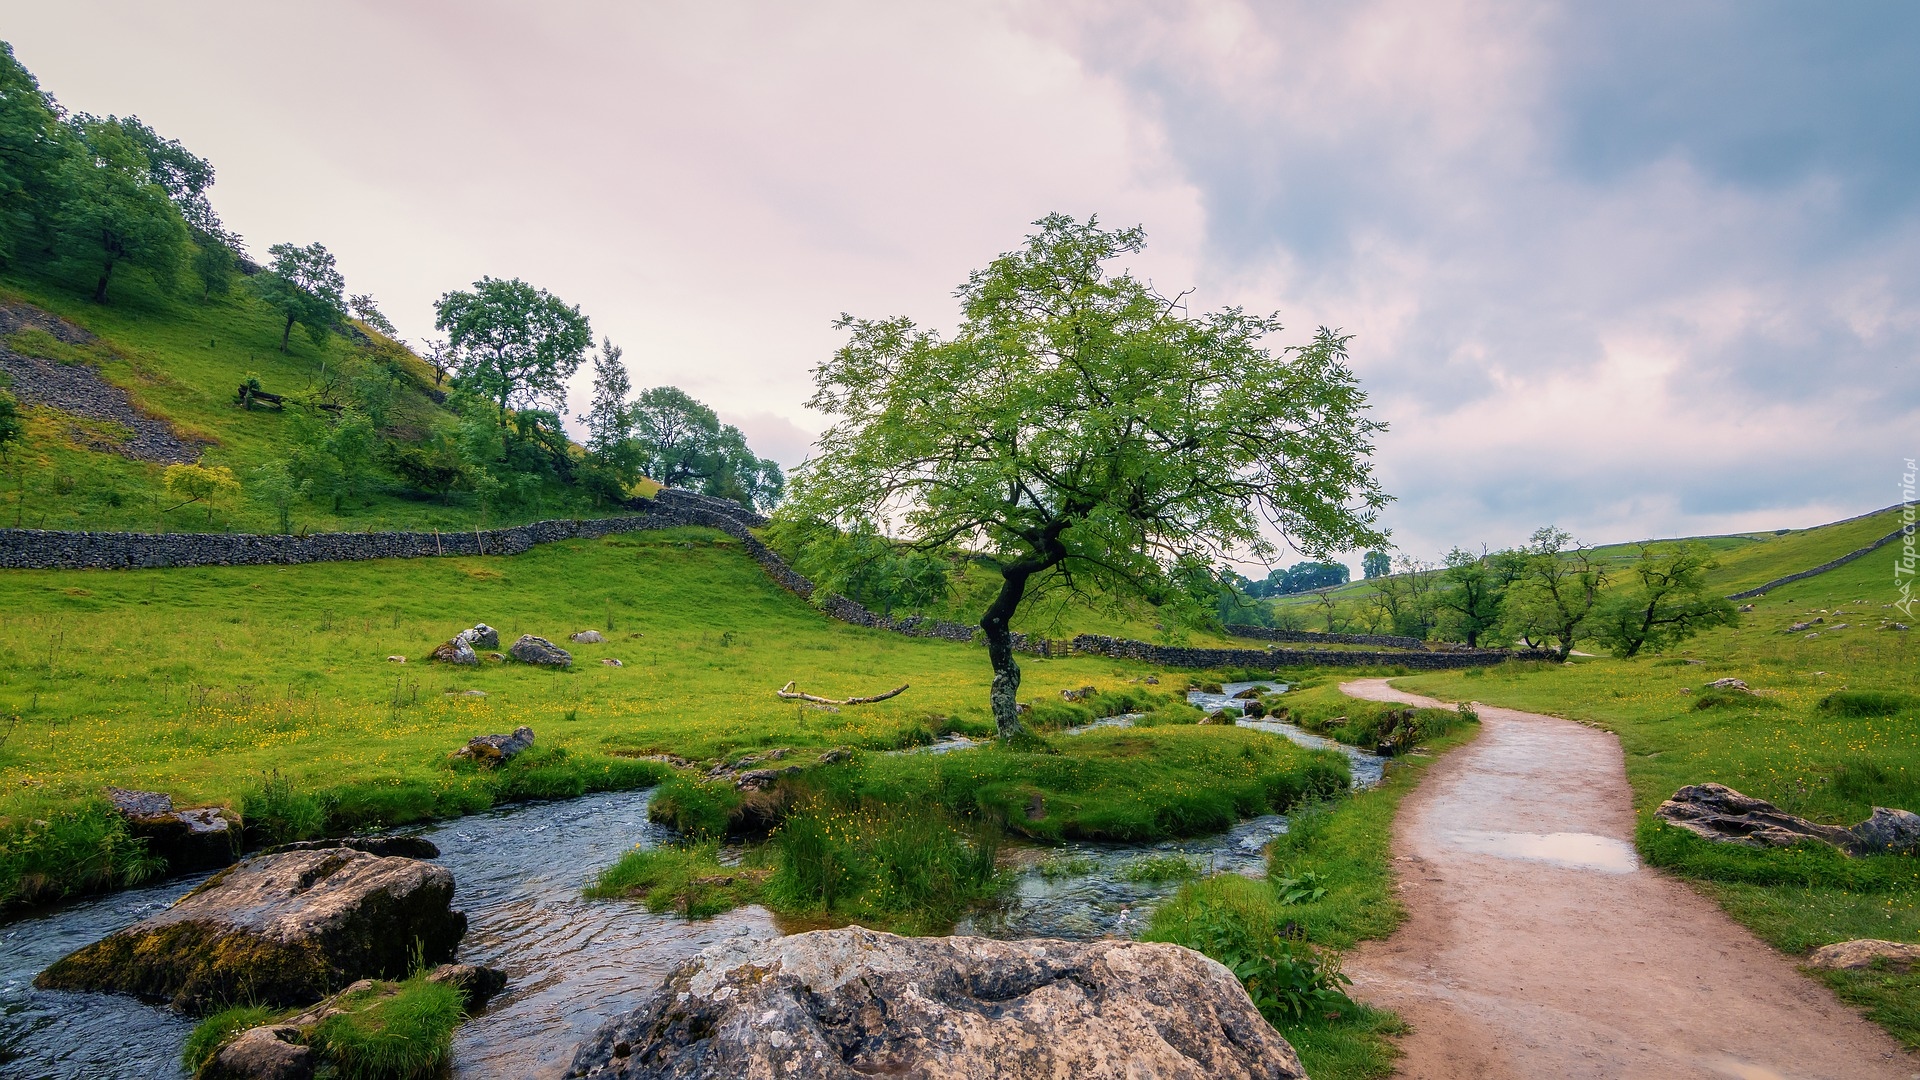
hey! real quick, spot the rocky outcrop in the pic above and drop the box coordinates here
[1655,783,1920,855]
[106,786,237,873]
[454,726,536,767]
[459,624,500,650]
[510,634,572,667]
[563,926,1306,1080]
[35,848,466,1011]
[1805,939,1920,972]
[0,301,205,464]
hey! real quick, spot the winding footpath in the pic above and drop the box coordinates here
[1340,679,1915,1080]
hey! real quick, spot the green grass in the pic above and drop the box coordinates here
[1143,721,1481,1079]
[1393,544,1920,1047]
[584,841,767,918]
[311,974,464,1080]
[182,1003,279,1076]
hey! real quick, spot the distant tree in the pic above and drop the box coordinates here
[1500,526,1605,660]
[0,388,21,461]
[161,462,240,524]
[1252,560,1350,596]
[189,227,241,301]
[1588,543,1737,658]
[628,385,783,510]
[53,116,188,303]
[788,214,1386,738]
[383,433,469,503]
[434,276,591,429]
[248,459,307,534]
[287,407,376,513]
[1436,546,1513,648]
[698,423,784,511]
[1362,550,1391,579]
[257,242,346,351]
[420,336,452,387]
[0,42,72,265]
[577,337,641,504]
[348,293,398,337]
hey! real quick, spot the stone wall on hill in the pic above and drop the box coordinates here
[1223,625,1428,650]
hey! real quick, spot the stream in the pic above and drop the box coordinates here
[0,683,1384,1080]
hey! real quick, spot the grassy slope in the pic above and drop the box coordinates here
[0,269,604,534]
[1392,545,1920,1046]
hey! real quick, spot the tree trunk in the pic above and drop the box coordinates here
[281,313,295,352]
[981,567,1031,740]
[92,259,114,304]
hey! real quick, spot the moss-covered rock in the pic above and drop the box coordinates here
[36,848,466,1012]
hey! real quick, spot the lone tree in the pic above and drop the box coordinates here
[435,277,592,437]
[1500,526,1604,660]
[788,215,1387,739]
[1588,543,1737,657]
[258,241,346,351]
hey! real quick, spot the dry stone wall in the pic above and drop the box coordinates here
[1223,625,1428,650]
[1070,634,1549,670]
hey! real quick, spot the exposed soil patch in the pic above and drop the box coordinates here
[1340,678,1914,1080]
[0,301,203,464]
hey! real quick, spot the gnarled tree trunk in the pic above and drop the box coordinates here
[981,567,1031,739]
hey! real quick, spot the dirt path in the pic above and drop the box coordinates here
[1340,678,1915,1080]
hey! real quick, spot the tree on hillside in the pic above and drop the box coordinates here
[52,116,188,303]
[1363,550,1391,579]
[577,338,642,504]
[434,276,592,428]
[106,114,217,230]
[629,385,784,510]
[1587,543,1737,658]
[0,42,72,265]
[1436,546,1515,648]
[258,242,346,351]
[1500,526,1605,660]
[788,214,1387,738]
[348,293,398,337]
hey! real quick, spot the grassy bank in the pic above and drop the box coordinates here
[1145,719,1482,1079]
[1393,550,1920,1046]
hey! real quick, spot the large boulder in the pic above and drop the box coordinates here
[571,629,606,644]
[35,848,466,1012]
[563,926,1306,1080]
[1655,783,1920,856]
[510,634,572,667]
[458,623,500,650]
[106,786,237,873]
[1655,783,1857,850]
[454,726,536,767]
[430,638,478,665]
[201,1025,313,1080]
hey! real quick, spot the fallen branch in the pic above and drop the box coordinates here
[776,680,909,706]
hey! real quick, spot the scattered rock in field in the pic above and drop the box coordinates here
[570,630,606,644]
[424,962,509,1014]
[35,848,465,1011]
[1805,939,1920,972]
[1805,632,1820,639]
[270,836,439,859]
[1144,675,1159,684]
[1683,659,1703,665]
[105,787,236,873]
[1680,687,1692,694]
[1850,807,1920,855]
[509,634,572,667]
[1655,784,1857,851]
[201,1023,311,1080]
[458,624,500,650]
[1889,623,1912,631]
[1060,686,1096,702]
[601,657,623,667]
[446,689,487,698]
[1787,621,1815,632]
[431,638,478,665]
[487,652,506,661]
[1738,604,1754,613]
[817,746,854,766]
[1704,678,1751,692]
[455,726,536,766]
[808,702,839,713]
[563,926,1307,1080]
[385,655,406,663]
[1831,623,1849,630]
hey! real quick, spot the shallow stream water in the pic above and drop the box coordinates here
[0,685,1384,1079]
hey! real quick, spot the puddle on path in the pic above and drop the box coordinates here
[1441,829,1639,874]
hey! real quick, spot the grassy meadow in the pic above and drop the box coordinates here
[1394,545,1920,1045]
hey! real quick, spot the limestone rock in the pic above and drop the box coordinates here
[571,629,607,643]
[1806,939,1920,972]
[602,657,624,667]
[105,786,236,874]
[1704,678,1751,692]
[431,638,478,665]
[425,961,509,1013]
[1655,783,1857,850]
[1849,806,1920,855]
[563,927,1306,1080]
[1787,621,1814,633]
[202,1024,313,1080]
[35,849,466,1011]
[510,634,572,667]
[385,655,406,663]
[455,726,535,767]
[458,624,500,650]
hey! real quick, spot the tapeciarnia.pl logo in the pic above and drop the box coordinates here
[1898,458,1916,618]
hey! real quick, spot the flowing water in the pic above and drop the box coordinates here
[0,684,1385,1079]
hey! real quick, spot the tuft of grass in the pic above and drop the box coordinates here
[1035,853,1097,879]
[182,1004,280,1075]
[0,796,164,906]
[1819,689,1920,718]
[311,974,464,1080]
[1114,853,1204,883]
[763,798,1000,934]
[584,841,765,919]
[240,771,326,845]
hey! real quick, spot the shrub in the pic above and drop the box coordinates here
[0,796,165,906]
[240,771,326,845]
[1147,878,1355,1025]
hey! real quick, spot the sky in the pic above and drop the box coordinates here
[4,1,1915,572]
